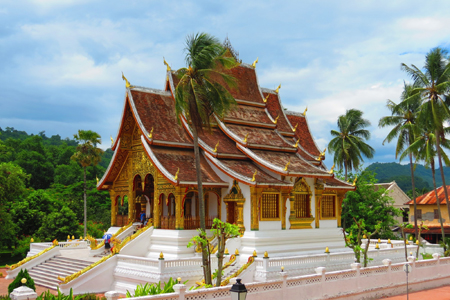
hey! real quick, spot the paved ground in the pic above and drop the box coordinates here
[379,285,450,299]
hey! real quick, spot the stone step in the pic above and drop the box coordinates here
[29,268,73,278]
[53,256,93,265]
[38,263,83,274]
[44,260,91,270]
[29,272,60,285]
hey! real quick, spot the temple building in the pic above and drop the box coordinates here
[97,54,355,258]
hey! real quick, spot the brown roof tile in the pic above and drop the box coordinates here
[225,105,272,125]
[406,185,449,205]
[219,159,287,184]
[226,124,293,149]
[324,176,355,189]
[286,113,321,156]
[198,128,242,156]
[263,92,293,133]
[130,90,192,145]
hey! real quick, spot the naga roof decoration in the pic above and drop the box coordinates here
[100,59,354,191]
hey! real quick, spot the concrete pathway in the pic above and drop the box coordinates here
[380,285,450,299]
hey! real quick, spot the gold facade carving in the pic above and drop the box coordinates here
[290,178,314,229]
[223,180,245,232]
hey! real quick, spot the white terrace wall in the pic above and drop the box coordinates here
[111,254,450,300]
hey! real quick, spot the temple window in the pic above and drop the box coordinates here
[434,209,439,220]
[168,193,176,217]
[321,195,336,219]
[295,194,310,218]
[416,209,422,220]
[261,193,280,220]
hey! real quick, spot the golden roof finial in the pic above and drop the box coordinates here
[328,164,335,174]
[275,84,281,93]
[263,94,270,103]
[173,168,180,181]
[121,72,131,88]
[96,176,99,185]
[251,170,257,182]
[163,57,171,71]
[352,175,358,186]
[110,135,114,146]
[273,115,279,124]
[243,133,249,143]
[293,139,299,148]
[213,141,220,153]
[292,123,298,132]
[320,148,326,157]
[315,156,323,162]
[148,127,154,139]
[284,159,291,171]
[302,107,308,116]
[252,57,258,68]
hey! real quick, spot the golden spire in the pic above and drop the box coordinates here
[284,159,291,171]
[263,94,270,103]
[243,133,249,143]
[173,168,179,181]
[96,176,99,185]
[251,170,257,182]
[148,127,154,139]
[121,72,131,88]
[315,156,323,162]
[163,57,171,71]
[273,115,279,124]
[213,141,220,153]
[293,139,299,148]
[292,123,298,132]
[275,84,281,93]
[110,136,114,146]
[352,175,358,186]
[252,57,258,68]
[302,107,308,116]
[320,148,326,157]
[328,164,335,174]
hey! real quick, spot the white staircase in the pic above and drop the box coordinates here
[28,256,94,289]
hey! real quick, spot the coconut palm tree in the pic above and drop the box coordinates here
[328,109,375,181]
[71,130,104,239]
[379,83,421,238]
[401,127,450,246]
[174,33,237,285]
[401,47,450,220]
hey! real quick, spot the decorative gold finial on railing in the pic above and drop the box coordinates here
[328,164,335,174]
[80,236,83,240]
[243,133,249,143]
[378,238,381,243]
[148,127,154,139]
[375,243,380,250]
[281,266,284,272]
[72,235,74,240]
[110,136,114,146]
[409,236,413,241]
[263,94,270,103]
[224,248,229,255]
[163,57,171,71]
[352,175,358,186]
[252,57,258,68]
[416,240,420,245]
[122,72,131,88]
[159,252,164,259]
[235,249,239,255]
[30,238,34,243]
[292,123,298,132]
[173,168,179,181]
[177,277,181,284]
[251,170,257,182]
[273,115,279,124]
[253,250,257,257]
[67,235,70,240]
[213,141,219,153]
[284,159,290,171]
[275,84,281,93]
[264,251,269,258]
[363,234,367,239]
[302,107,308,116]
[388,239,391,244]
[293,139,299,148]
[325,247,330,253]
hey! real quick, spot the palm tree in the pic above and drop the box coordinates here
[328,109,375,181]
[401,47,450,220]
[71,130,104,238]
[174,33,237,285]
[401,128,450,246]
[379,83,421,238]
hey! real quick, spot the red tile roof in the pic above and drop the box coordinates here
[406,185,450,205]
[324,176,355,190]
[225,105,272,125]
[197,128,243,156]
[263,92,293,134]
[286,113,321,157]
[225,124,294,149]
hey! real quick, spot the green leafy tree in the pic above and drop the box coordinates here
[174,32,238,285]
[379,83,421,238]
[328,109,375,181]
[341,170,401,239]
[401,47,450,221]
[71,130,104,238]
[37,206,80,241]
[343,218,381,267]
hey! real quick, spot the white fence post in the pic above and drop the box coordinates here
[280,271,288,300]
[263,256,269,271]
[105,291,120,300]
[383,259,392,284]
[433,253,441,265]
[10,286,37,300]
[159,258,165,273]
[351,263,361,292]
[315,267,326,298]
[173,283,186,300]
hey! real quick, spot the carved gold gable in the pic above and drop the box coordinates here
[293,178,311,194]
[224,180,245,202]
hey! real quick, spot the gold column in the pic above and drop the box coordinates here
[250,187,261,231]
[129,192,135,223]
[154,189,161,228]
[314,185,323,229]
[288,193,295,229]
[281,190,290,230]
[236,201,245,232]
[175,186,184,230]
[110,191,116,226]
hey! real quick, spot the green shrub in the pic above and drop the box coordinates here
[126,278,185,297]
[0,295,12,300]
[8,269,35,295]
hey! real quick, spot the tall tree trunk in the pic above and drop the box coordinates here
[83,166,87,239]
[408,143,418,239]
[435,130,450,219]
[191,125,211,285]
[431,159,446,247]
[344,161,348,182]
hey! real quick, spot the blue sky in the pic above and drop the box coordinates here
[1,1,450,168]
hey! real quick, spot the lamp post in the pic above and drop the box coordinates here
[230,278,247,300]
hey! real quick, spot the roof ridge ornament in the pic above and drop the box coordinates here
[352,175,358,186]
[163,57,171,71]
[263,94,270,103]
[173,168,180,181]
[302,107,308,116]
[284,158,291,171]
[293,139,299,148]
[273,115,279,124]
[214,141,220,153]
[275,84,281,94]
[252,57,258,68]
[328,164,335,174]
[251,170,257,182]
[292,123,298,132]
[148,127,154,140]
[110,135,114,147]
[122,72,132,88]
[243,133,249,143]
